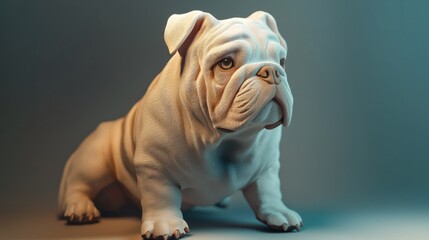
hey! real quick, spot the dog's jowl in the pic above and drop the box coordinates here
[58,10,302,239]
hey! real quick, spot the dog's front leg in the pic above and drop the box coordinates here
[242,163,303,232]
[134,154,189,240]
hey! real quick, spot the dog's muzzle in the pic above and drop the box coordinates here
[255,65,291,129]
[256,65,281,85]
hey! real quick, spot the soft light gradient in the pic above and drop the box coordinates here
[1,0,428,239]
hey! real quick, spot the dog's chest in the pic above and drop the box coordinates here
[179,139,265,205]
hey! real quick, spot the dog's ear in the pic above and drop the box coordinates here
[247,11,287,50]
[164,10,217,56]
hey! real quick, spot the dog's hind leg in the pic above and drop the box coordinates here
[58,120,120,224]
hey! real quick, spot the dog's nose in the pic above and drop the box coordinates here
[256,66,280,85]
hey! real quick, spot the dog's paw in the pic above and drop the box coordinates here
[141,212,189,240]
[258,207,303,232]
[63,197,100,224]
[215,196,231,208]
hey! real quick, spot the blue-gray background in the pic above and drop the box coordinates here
[1,0,428,212]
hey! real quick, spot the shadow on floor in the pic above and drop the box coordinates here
[183,206,334,233]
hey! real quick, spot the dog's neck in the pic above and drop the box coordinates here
[168,53,220,144]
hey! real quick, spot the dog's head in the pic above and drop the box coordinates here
[165,11,293,133]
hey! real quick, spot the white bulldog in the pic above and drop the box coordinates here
[58,10,302,239]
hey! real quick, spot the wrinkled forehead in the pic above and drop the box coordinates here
[199,18,286,63]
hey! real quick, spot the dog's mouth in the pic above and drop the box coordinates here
[264,118,283,130]
[264,97,286,130]
[215,88,288,133]
[213,71,292,133]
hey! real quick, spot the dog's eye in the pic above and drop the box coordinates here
[280,58,285,69]
[218,57,234,70]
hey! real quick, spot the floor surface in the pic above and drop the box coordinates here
[1,199,428,239]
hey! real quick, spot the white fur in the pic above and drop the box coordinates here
[58,10,302,239]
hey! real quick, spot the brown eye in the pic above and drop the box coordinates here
[218,57,234,70]
[280,58,285,69]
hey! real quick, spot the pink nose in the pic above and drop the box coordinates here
[256,66,280,85]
